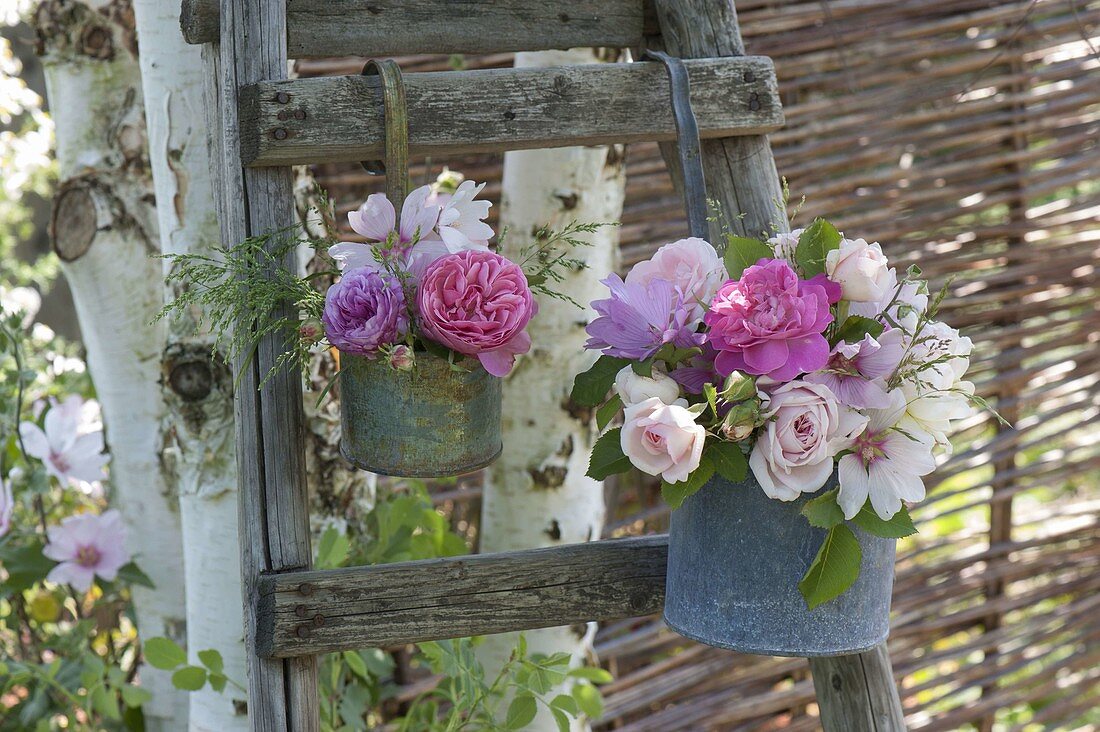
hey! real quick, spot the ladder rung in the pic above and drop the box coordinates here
[240,57,783,167]
[254,535,668,658]
[182,0,654,56]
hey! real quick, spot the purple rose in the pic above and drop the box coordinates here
[416,250,536,377]
[322,268,409,357]
[585,275,705,361]
[704,259,835,382]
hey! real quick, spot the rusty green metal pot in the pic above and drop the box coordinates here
[339,353,502,477]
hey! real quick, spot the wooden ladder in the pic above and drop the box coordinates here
[180,1,907,730]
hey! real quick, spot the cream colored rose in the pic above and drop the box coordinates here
[621,397,706,484]
[825,238,892,302]
[614,366,681,407]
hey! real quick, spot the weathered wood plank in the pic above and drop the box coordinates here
[180,0,655,56]
[240,57,782,166]
[810,645,908,731]
[255,536,669,658]
[206,0,319,728]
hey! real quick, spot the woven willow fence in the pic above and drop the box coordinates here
[299,0,1099,728]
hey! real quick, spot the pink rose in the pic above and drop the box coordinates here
[704,259,836,382]
[621,397,706,484]
[825,238,891,303]
[749,380,867,501]
[416,250,536,377]
[626,237,726,317]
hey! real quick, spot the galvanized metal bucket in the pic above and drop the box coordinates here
[664,471,896,657]
[339,353,502,477]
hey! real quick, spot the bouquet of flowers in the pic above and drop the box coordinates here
[572,221,992,607]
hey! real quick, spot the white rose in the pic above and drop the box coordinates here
[614,366,681,406]
[825,238,892,303]
[767,228,804,263]
[749,380,868,501]
[621,397,706,484]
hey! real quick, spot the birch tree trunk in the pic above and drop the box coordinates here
[479,48,626,732]
[130,1,248,729]
[34,1,188,728]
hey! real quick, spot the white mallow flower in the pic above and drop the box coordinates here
[767,228,804,263]
[19,396,109,487]
[898,320,974,454]
[614,365,681,406]
[825,238,892,303]
[1,285,41,326]
[432,179,494,253]
[837,390,937,520]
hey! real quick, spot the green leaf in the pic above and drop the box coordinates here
[706,441,747,483]
[587,428,631,480]
[171,666,208,691]
[315,526,350,570]
[144,637,187,671]
[567,666,613,684]
[572,682,604,719]
[551,693,580,714]
[0,541,56,595]
[798,524,862,610]
[571,355,629,407]
[504,693,538,729]
[630,359,653,377]
[207,673,228,693]
[550,707,572,732]
[833,315,885,345]
[91,685,121,720]
[120,684,152,708]
[595,394,622,431]
[661,455,715,510]
[197,649,224,674]
[342,650,368,681]
[851,502,917,538]
[115,562,156,589]
[794,219,841,277]
[801,488,845,529]
[724,235,775,280]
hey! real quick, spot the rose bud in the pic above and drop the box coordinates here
[720,399,761,442]
[388,344,415,372]
[720,370,757,403]
[299,317,324,345]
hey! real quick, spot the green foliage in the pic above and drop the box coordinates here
[595,394,622,430]
[586,427,632,480]
[831,315,885,346]
[851,503,917,538]
[801,488,845,529]
[570,355,629,407]
[794,219,841,277]
[661,454,715,510]
[705,440,748,484]
[723,234,774,280]
[513,220,617,308]
[798,524,862,609]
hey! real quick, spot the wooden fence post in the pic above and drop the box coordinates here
[650,1,907,729]
[202,0,319,729]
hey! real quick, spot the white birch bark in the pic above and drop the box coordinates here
[478,48,626,732]
[130,1,248,729]
[34,0,187,728]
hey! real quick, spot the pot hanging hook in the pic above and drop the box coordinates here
[361,59,410,212]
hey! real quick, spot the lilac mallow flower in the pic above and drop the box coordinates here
[44,510,131,592]
[806,329,904,409]
[19,396,108,487]
[322,268,409,357]
[585,275,705,361]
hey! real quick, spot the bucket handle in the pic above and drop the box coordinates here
[361,59,410,214]
[643,50,710,240]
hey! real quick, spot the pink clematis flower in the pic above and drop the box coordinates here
[837,390,936,520]
[19,396,109,487]
[43,510,130,592]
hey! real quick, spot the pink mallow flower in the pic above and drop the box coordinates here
[837,390,936,520]
[704,259,838,382]
[19,396,109,486]
[43,510,130,592]
[416,250,536,377]
[806,329,904,409]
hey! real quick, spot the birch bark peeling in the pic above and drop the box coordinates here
[37,3,188,727]
[478,47,626,732]
[133,0,250,727]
